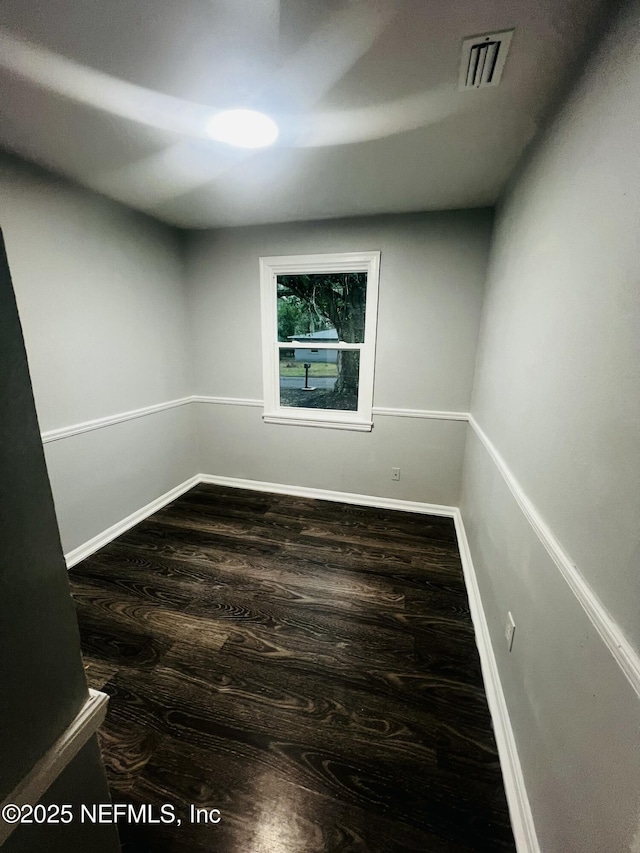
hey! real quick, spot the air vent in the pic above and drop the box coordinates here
[459,30,513,90]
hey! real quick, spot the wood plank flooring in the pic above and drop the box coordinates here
[68,484,515,853]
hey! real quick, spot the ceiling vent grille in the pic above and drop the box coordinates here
[459,30,513,90]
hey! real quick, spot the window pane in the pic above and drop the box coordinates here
[276,273,367,344]
[279,349,360,412]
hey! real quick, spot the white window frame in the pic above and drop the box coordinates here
[259,251,380,431]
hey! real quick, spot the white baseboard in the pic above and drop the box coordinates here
[198,473,457,517]
[62,472,537,852]
[65,475,200,568]
[199,476,538,850]
[0,688,108,845]
[453,509,540,853]
[64,473,455,568]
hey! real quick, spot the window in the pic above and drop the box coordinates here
[259,251,380,430]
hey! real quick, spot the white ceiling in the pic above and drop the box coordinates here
[0,0,607,228]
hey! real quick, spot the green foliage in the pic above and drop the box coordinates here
[277,273,366,342]
[276,273,367,397]
[277,286,333,342]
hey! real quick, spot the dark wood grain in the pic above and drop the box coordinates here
[69,484,515,852]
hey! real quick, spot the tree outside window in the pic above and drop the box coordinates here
[260,252,380,431]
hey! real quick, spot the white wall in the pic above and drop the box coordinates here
[187,211,492,506]
[0,155,196,553]
[461,2,640,849]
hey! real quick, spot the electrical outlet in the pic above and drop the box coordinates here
[505,612,516,652]
[391,467,401,481]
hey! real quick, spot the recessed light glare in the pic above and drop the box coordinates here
[205,109,278,148]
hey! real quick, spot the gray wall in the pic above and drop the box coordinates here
[461,2,640,850]
[0,229,118,851]
[0,155,196,553]
[187,211,492,506]
[2,154,491,552]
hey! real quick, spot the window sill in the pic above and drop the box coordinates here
[262,413,373,432]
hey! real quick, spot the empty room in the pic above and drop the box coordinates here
[1,1,638,851]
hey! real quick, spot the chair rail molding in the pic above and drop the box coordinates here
[468,414,640,700]
[372,406,468,421]
[40,397,470,446]
[192,395,264,407]
[41,397,192,443]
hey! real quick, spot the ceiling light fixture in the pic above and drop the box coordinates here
[205,109,279,148]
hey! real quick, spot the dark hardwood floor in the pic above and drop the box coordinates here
[69,484,515,853]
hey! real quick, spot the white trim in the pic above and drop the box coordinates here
[259,251,383,273]
[468,415,640,700]
[453,511,540,853]
[263,414,373,431]
[372,406,469,421]
[41,397,192,444]
[284,341,362,350]
[198,473,456,517]
[59,471,538,849]
[191,395,263,407]
[259,251,380,429]
[195,398,468,421]
[62,471,456,567]
[0,688,108,845]
[65,475,200,568]
[40,398,469,444]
